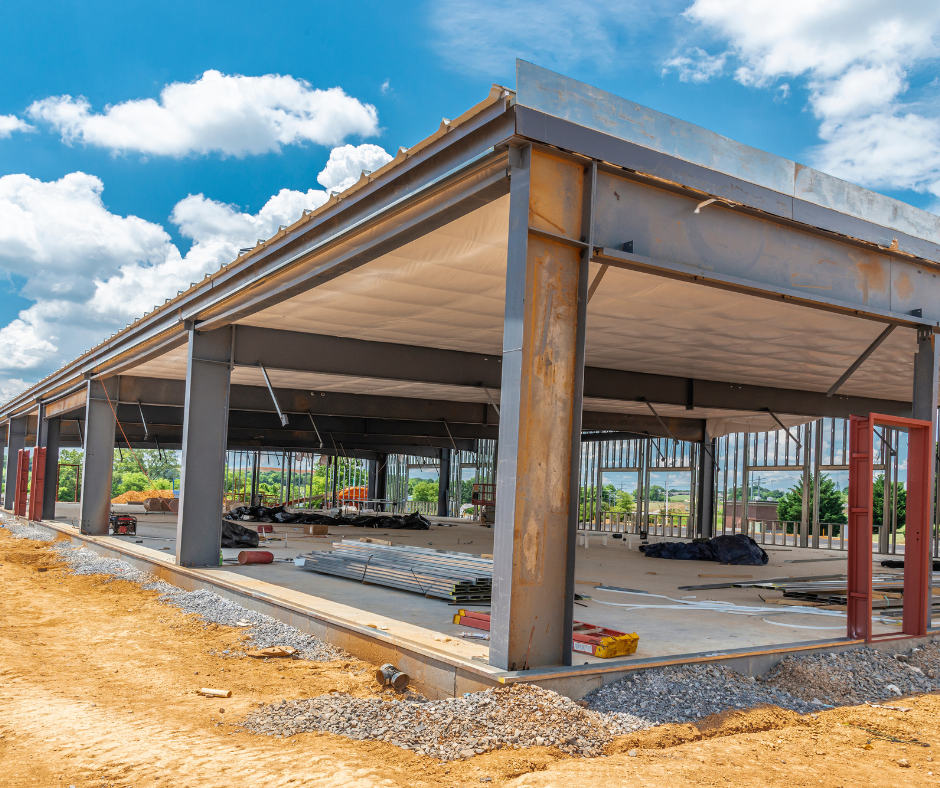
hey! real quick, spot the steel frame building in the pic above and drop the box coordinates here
[3,61,939,671]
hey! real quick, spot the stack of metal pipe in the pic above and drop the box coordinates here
[295,540,493,602]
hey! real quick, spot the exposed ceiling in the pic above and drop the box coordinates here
[127,195,921,433]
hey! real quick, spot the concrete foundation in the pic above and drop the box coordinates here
[22,505,939,701]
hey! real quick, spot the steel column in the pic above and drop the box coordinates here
[373,453,388,506]
[903,417,933,636]
[14,449,29,516]
[4,416,27,510]
[79,379,117,534]
[27,447,46,522]
[176,327,233,567]
[847,415,873,640]
[437,448,452,517]
[38,413,61,520]
[561,160,594,665]
[800,422,811,548]
[695,437,717,537]
[250,451,260,505]
[0,427,5,506]
[491,146,584,670]
[913,327,939,541]
[812,422,823,548]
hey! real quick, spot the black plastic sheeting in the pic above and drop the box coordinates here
[221,520,261,549]
[225,505,432,531]
[640,534,769,566]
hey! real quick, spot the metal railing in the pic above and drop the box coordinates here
[586,511,691,538]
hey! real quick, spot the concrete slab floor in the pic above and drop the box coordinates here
[53,502,913,664]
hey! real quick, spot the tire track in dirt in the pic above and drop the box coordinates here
[0,672,396,788]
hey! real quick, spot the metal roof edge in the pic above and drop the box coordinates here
[515,59,940,247]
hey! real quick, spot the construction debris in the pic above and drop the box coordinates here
[227,506,432,530]
[375,663,409,690]
[296,541,492,602]
[453,609,639,659]
[198,688,232,698]
[247,646,297,658]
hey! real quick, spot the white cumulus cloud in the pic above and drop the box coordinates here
[0,115,34,138]
[670,0,940,202]
[316,144,393,193]
[27,70,381,157]
[0,142,391,393]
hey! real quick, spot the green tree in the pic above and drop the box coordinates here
[611,489,636,513]
[777,474,847,525]
[111,449,181,496]
[57,448,84,502]
[460,477,476,504]
[410,479,439,502]
[648,484,666,502]
[872,474,906,528]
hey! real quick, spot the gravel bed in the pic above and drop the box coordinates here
[48,541,346,662]
[584,663,821,727]
[761,644,940,705]
[0,518,55,541]
[239,684,626,759]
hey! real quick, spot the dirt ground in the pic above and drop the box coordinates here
[1,530,938,788]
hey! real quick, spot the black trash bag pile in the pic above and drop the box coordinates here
[638,541,717,561]
[221,519,260,549]
[640,533,768,566]
[225,505,432,531]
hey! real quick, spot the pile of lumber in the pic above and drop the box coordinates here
[295,540,492,602]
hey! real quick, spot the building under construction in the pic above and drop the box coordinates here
[2,61,938,697]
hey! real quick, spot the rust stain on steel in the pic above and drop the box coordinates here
[895,271,914,301]
[515,236,580,586]
[528,150,583,240]
[852,252,889,304]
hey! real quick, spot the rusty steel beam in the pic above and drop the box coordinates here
[491,146,585,671]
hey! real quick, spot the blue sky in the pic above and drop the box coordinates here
[1,0,939,397]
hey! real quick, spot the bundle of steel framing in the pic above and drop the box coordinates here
[739,572,940,613]
[295,540,493,602]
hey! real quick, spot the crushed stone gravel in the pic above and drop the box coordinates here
[584,662,821,726]
[44,539,346,662]
[0,519,55,541]
[760,644,940,705]
[239,684,626,760]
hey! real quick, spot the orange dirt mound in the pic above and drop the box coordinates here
[111,489,175,504]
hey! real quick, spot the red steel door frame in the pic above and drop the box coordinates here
[848,413,933,641]
[27,447,46,522]
[14,449,30,517]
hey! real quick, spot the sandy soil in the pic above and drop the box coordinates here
[0,530,937,788]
